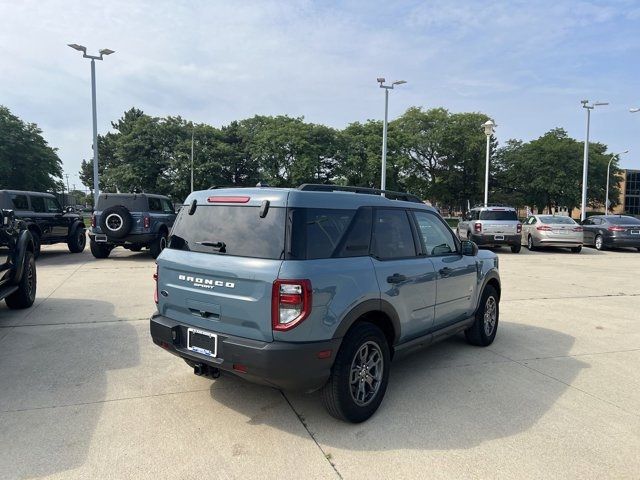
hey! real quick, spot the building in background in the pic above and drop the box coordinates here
[613,169,640,216]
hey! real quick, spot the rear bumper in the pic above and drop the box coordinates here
[537,238,582,247]
[89,232,159,245]
[604,236,640,248]
[150,312,340,392]
[470,233,521,246]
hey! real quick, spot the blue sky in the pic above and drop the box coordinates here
[1,0,639,190]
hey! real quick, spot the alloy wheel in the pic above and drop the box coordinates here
[349,341,384,407]
[483,296,497,336]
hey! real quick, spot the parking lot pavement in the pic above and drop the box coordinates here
[1,245,639,479]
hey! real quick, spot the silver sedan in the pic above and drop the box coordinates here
[521,215,584,253]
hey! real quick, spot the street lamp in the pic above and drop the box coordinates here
[377,78,407,193]
[482,120,496,207]
[605,150,628,215]
[68,43,115,208]
[630,108,639,113]
[579,100,608,221]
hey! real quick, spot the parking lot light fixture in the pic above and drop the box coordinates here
[631,108,640,113]
[482,120,496,207]
[580,100,608,221]
[68,43,115,208]
[605,150,628,215]
[377,77,407,194]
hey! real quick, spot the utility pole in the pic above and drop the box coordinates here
[191,128,195,193]
[376,77,407,193]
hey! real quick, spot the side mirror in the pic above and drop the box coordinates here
[461,240,478,256]
[1,209,15,226]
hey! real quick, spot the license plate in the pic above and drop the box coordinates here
[555,230,568,234]
[494,235,504,241]
[187,328,218,358]
[631,230,640,235]
[95,234,108,243]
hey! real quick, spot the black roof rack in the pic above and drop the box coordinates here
[473,203,513,209]
[298,184,423,203]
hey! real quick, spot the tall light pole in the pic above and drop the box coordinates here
[605,150,628,215]
[190,127,195,193]
[68,44,115,208]
[377,78,406,192]
[482,120,496,207]
[580,100,608,221]
[630,108,640,113]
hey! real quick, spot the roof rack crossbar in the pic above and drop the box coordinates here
[298,184,422,203]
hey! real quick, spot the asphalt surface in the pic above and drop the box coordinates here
[1,243,639,479]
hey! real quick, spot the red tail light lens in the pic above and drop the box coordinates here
[91,214,96,228]
[272,279,312,331]
[536,225,553,231]
[517,223,522,233]
[474,222,482,233]
[153,265,159,304]
[143,216,150,229]
[608,226,625,232]
[208,196,250,203]
[573,226,583,232]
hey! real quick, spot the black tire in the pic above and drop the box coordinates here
[527,235,535,251]
[595,234,605,251]
[67,225,87,253]
[99,205,132,239]
[511,244,521,254]
[6,252,36,309]
[90,238,112,259]
[321,322,390,423]
[149,231,168,259]
[29,229,41,259]
[465,285,499,347]
[571,246,582,254]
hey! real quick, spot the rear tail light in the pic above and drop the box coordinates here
[608,226,625,232]
[272,279,312,331]
[517,223,522,233]
[573,226,583,232]
[91,214,96,228]
[536,225,553,231]
[153,265,159,304]
[143,216,150,229]
[474,222,482,233]
[208,196,250,203]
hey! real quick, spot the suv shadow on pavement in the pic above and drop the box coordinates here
[206,321,586,450]
[0,299,140,479]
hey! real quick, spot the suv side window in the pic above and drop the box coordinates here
[30,196,45,213]
[413,210,457,256]
[148,197,163,212]
[44,197,62,213]
[161,199,174,214]
[10,194,28,210]
[371,209,416,260]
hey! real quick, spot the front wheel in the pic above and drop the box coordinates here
[595,234,604,251]
[30,230,41,259]
[465,285,499,347]
[6,252,36,309]
[511,244,521,254]
[67,227,87,253]
[321,323,390,423]
[527,235,535,251]
[90,239,112,259]
[571,246,582,254]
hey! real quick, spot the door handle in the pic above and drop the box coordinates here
[386,273,406,284]
[439,267,453,278]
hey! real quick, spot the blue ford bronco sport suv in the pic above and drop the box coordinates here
[150,185,501,422]
[90,193,176,259]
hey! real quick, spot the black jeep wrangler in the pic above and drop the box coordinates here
[0,190,86,258]
[89,193,177,259]
[0,209,36,309]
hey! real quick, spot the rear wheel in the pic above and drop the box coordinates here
[150,232,167,259]
[595,234,604,251]
[571,246,582,254]
[511,244,521,254]
[465,285,499,347]
[90,239,112,259]
[67,226,86,253]
[6,252,36,309]
[321,323,390,423]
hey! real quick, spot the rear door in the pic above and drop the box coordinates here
[43,197,68,237]
[412,210,478,328]
[158,196,287,342]
[370,208,436,342]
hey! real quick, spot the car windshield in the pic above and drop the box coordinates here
[607,216,640,225]
[479,210,517,221]
[539,216,576,225]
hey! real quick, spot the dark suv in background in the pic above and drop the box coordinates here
[0,190,86,257]
[0,209,36,309]
[89,193,177,259]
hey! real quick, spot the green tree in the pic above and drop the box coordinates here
[0,105,63,192]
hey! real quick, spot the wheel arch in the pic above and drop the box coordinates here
[332,299,401,353]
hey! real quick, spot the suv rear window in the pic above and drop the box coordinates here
[168,205,286,259]
[479,210,517,221]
